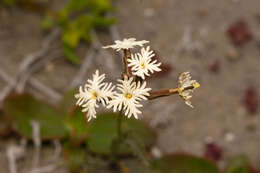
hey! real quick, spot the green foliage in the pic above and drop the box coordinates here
[3,94,67,140]
[86,113,119,154]
[226,155,251,173]
[86,113,155,155]
[43,0,115,64]
[0,0,16,6]
[65,107,90,145]
[0,114,11,137]
[152,154,219,173]
[58,89,77,115]
[1,92,259,173]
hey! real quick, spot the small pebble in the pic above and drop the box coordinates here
[151,146,163,158]
[224,132,235,142]
[226,46,240,61]
[204,136,214,143]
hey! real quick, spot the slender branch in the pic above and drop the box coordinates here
[6,139,27,173]
[148,88,179,100]
[19,29,60,73]
[0,69,16,104]
[0,29,60,102]
[125,138,150,167]
[29,163,61,173]
[29,78,62,102]
[31,120,41,169]
[0,69,61,103]
[0,69,14,84]
[52,140,62,161]
[16,51,62,93]
[69,45,97,89]
[92,31,119,78]
[108,21,124,68]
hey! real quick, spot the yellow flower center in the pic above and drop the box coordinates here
[125,93,133,99]
[141,62,146,69]
[177,88,183,93]
[92,92,98,99]
[193,82,200,89]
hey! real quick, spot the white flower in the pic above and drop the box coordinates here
[128,46,161,79]
[177,72,200,108]
[107,77,151,119]
[75,70,115,121]
[103,38,149,51]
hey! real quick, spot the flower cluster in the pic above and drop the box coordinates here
[177,72,200,108]
[128,46,162,79]
[107,77,151,119]
[75,38,200,121]
[102,38,149,51]
[75,70,114,121]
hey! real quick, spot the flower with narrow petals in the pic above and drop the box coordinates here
[107,77,151,119]
[177,72,200,108]
[128,46,162,79]
[75,70,115,121]
[103,38,149,51]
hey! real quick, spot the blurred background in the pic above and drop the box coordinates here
[0,0,260,172]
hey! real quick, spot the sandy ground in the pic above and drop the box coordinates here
[0,0,260,172]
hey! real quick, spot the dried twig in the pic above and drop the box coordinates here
[29,78,62,102]
[6,139,27,173]
[109,24,121,41]
[0,68,15,84]
[92,31,119,78]
[52,140,62,161]
[31,121,41,169]
[0,68,61,103]
[19,29,60,73]
[29,163,61,173]
[69,46,97,89]
[0,69,16,104]
[16,51,62,93]
[0,29,60,101]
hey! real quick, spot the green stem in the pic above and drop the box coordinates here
[111,111,123,162]
[117,111,123,144]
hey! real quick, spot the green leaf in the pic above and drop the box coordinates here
[58,90,77,115]
[88,0,113,14]
[62,26,81,48]
[57,9,69,26]
[3,94,67,140]
[92,16,115,27]
[65,0,88,12]
[65,107,90,145]
[122,116,156,150]
[119,159,151,173]
[226,155,251,173]
[86,113,118,155]
[62,44,80,64]
[41,15,54,30]
[86,113,155,155]
[153,154,219,173]
[0,0,16,6]
[0,114,11,137]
